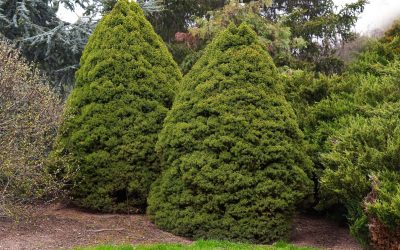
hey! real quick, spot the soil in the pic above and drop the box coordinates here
[291,215,361,250]
[0,204,361,250]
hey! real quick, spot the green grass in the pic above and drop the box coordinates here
[75,240,318,250]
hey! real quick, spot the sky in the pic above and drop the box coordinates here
[334,0,400,34]
[58,0,400,35]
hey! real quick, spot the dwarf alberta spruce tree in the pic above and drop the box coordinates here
[147,24,313,243]
[50,0,181,212]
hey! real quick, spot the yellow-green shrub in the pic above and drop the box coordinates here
[50,0,181,212]
[148,24,313,243]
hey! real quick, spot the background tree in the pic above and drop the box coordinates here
[0,0,367,93]
[0,41,63,219]
[148,24,313,243]
[0,0,94,95]
[0,0,164,96]
[264,0,367,72]
[88,0,227,41]
[180,0,307,72]
[172,0,365,75]
[50,0,181,212]
[381,18,400,54]
[90,0,164,15]
[147,0,226,41]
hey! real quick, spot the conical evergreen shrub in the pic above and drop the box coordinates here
[50,0,181,212]
[147,24,313,243]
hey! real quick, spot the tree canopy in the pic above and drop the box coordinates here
[0,0,164,95]
[147,0,226,41]
[265,0,367,64]
[170,0,366,75]
[0,0,94,94]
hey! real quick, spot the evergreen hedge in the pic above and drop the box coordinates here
[316,35,400,247]
[147,24,313,243]
[50,0,181,212]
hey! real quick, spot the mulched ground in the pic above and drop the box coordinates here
[0,204,361,250]
[291,215,361,250]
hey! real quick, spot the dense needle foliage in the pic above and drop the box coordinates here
[50,0,181,212]
[288,34,400,247]
[148,24,313,243]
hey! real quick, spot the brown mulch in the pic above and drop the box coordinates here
[0,204,190,250]
[0,205,361,250]
[291,215,361,250]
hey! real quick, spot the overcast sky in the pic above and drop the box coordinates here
[58,0,400,35]
[335,0,400,34]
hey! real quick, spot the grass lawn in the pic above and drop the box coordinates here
[75,240,318,250]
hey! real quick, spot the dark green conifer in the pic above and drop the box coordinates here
[51,0,181,212]
[147,24,312,243]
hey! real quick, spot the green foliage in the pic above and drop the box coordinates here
[74,240,318,250]
[280,20,400,246]
[349,212,370,249]
[311,35,400,245]
[181,0,366,74]
[366,171,400,230]
[266,0,366,70]
[167,43,195,66]
[318,59,400,204]
[314,82,400,245]
[319,112,400,202]
[281,69,344,175]
[148,0,226,41]
[98,0,164,14]
[188,1,305,69]
[348,40,400,76]
[50,0,181,212]
[148,24,313,243]
[180,50,204,75]
[285,39,400,173]
[281,69,333,129]
[382,18,400,51]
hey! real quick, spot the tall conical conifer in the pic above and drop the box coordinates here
[147,24,313,243]
[51,0,181,212]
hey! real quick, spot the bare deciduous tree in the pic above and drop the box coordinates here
[0,41,63,219]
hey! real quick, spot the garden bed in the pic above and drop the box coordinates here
[0,204,360,250]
